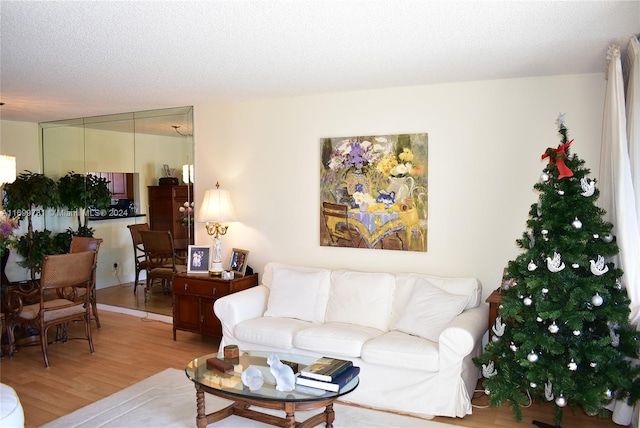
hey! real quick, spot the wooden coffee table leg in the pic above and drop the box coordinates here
[194,384,236,428]
[195,387,208,428]
[284,401,296,428]
[325,403,335,428]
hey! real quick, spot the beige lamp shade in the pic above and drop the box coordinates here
[0,155,17,185]
[196,186,237,223]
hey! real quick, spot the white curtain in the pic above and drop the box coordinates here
[600,37,640,427]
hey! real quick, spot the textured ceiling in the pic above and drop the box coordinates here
[1,1,639,124]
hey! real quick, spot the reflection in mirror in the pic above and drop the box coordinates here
[40,107,194,307]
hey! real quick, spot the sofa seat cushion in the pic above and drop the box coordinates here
[361,330,440,372]
[235,317,311,349]
[293,322,383,358]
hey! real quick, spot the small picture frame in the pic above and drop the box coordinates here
[501,267,514,292]
[229,248,249,276]
[187,245,212,274]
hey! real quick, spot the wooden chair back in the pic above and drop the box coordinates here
[139,230,177,270]
[127,223,151,293]
[69,236,103,327]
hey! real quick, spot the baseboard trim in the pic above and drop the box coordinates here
[97,303,173,324]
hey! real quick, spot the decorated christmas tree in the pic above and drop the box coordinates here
[474,115,640,426]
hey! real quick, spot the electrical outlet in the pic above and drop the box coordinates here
[112,262,118,276]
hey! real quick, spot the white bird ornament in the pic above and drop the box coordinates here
[546,252,565,272]
[545,382,554,401]
[482,361,497,378]
[590,255,609,276]
[492,316,505,337]
[580,177,596,197]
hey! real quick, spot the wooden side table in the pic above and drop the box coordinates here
[172,273,258,340]
[486,288,504,337]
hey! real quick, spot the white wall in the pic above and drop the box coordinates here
[1,120,43,281]
[192,73,606,299]
[2,73,607,298]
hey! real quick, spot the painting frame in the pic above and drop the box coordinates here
[187,245,212,274]
[229,248,249,276]
[320,133,428,252]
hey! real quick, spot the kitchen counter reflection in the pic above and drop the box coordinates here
[89,213,147,221]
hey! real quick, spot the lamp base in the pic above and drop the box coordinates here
[209,260,224,276]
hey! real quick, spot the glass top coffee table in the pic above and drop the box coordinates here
[185,350,359,428]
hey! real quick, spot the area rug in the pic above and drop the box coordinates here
[43,368,461,428]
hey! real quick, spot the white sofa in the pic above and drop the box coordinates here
[214,262,488,419]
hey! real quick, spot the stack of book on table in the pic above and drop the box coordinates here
[296,356,360,392]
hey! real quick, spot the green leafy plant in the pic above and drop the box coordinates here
[3,171,60,279]
[58,172,111,229]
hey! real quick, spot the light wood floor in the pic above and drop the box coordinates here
[1,298,632,427]
[96,281,173,316]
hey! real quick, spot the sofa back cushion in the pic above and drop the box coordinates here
[391,273,480,329]
[263,264,331,323]
[324,270,395,331]
[393,278,470,342]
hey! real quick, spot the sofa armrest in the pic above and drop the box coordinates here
[439,304,489,360]
[214,285,270,340]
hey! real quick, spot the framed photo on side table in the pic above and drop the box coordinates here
[187,245,212,274]
[229,248,249,276]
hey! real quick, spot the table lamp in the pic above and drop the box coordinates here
[196,182,236,275]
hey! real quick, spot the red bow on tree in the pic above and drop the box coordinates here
[541,140,574,179]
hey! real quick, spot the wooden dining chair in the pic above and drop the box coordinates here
[5,251,97,368]
[127,223,151,294]
[139,230,187,302]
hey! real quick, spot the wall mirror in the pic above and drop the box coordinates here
[40,106,194,290]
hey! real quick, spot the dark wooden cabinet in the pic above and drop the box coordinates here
[147,185,194,250]
[172,273,258,340]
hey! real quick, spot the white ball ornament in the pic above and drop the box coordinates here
[593,233,600,239]
[591,293,604,307]
[527,352,539,362]
[542,288,549,295]
[530,382,537,388]
[573,330,581,336]
[568,359,578,371]
[523,297,533,306]
[527,260,537,271]
[605,389,612,398]
[548,322,559,333]
[541,171,550,182]
[555,396,567,407]
[485,389,491,395]
[590,362,597,368]
[572,263,580,268]
[602,234,614,243]
[557,190,565,195]
[572,217,583,229]
[536,317,543,322]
